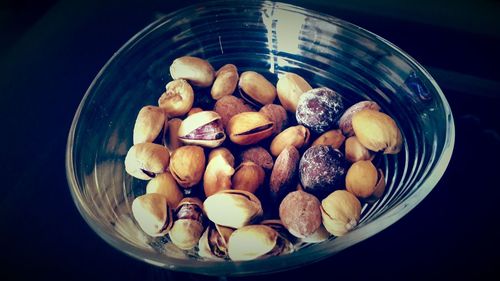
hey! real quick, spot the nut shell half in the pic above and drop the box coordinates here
[178,111,225,148]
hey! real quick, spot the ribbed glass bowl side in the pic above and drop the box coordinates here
[66,0,454,276]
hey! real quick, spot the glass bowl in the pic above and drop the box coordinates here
[66,0,454,276]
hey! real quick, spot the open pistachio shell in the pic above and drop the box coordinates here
[227,112,274,145]
[321,190,361,236]
[352,109,402,154]
[178,111,226,148]
[227,225,278,261]
[124,143,170,180]
[131,193,173,237]
[238,71,276,107]
[198,223,234,259]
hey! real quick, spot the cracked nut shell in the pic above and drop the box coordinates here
[238,71,277,107]
[125,143,170,180]
[227,225,279,261]
[178,111,226,148]
[345,136,374,162]
[146,171,183,207]
[198,223,234,259]
[169,145,206,188]
[352,109,403,154]
[321,190,361,236]
[227,112,274,145]
[132,193,173,237]
[338,101,381,137]
[169,198,205,250]
[159,79,194,117]
[346,160,385,202]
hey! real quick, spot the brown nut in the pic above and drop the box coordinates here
[227,112,274,145]
[214,95,255,128]
[125,143,170,180]
[321,190,361,236]
[338,101,381,137]
[133,105,167,144]
[279,190,322,238]
[204,148,235,197]
[352,109,403,154]
[203,189,263,229]
[311,129,345,149]
[345,136,374,162]
[211,64,239,100]
[270,125,310,157]
[188,107,203,116]
[270,146,300,202]
[346,160,385,202]
[131,193,173,237]
[276,72,312,113]
[169,145,206,188]
[198,223,234,259]
[146,171,183,207]
[259,104,288,136]
[239,146,274,171]
[165,118,183,152]
[227,225,279,261]
[169,56,215,88]
[169,198,205,250]
[238,71,276,107]
[158,79,194,117]
[232,161,265,194]
[178,111,226,148]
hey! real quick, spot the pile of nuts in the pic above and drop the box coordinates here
[124,56,403,261]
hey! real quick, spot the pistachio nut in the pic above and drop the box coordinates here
[239,146,274,171]
[124,143,170,180]
[211,64,239,100]
[146,171,183,207]
[227,225,279,261]
[345,136,374,162]
[165,118,183,152]
[133,105,167,144]
[270,146,300,202]
[169,145,206,188]
[158,79,194,117]
[352,109,403,154]
[259,104,288,136]
[198,223,234,259]
[238,71,276,107]
[188,107,203,116]
[131,193,173,237]
[299,224,330,243]
[311,129,345,149]
[227,112,274,145]
[203,189,263,229]
[261,219,295,254]
[232,161,265,194]
[214,95,255,128]
[279,190,322,238]
[339,101,381,137]
[346,160,385,201]
[321,190,361,236]
[178,111,226,148]
[276,72,312,112]
[169,198,205,250]
[204,148,235,197]
[169,56,215,88]
[270,125,310,157]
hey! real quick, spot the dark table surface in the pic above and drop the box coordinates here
[1,0,500,280]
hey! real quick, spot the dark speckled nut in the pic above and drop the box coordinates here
[295,87,344,134]
[299,145,347,198]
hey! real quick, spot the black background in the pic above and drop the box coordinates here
[1,0,500,280]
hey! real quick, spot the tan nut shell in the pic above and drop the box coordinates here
[133,105,167,144]
[238,71,276,106]
[321,190,361,236]
[203,189,263,229]
[339,101,381,137]
[352,109,403,154]
[124,143,170,180]
[169,145,206,188]
[345,136,373,162]
[346,160,385,201]
[228,225,278,261]
[131,193,173,237]
[276,72,312,112]
[227,112,274,145]
[232,161,265,194]
[198,224,235,259]
[312,129,345,149]
[169,219,204,250]
[270,125,310,157]
[166,118,183,152]
[159,79,194,117]
[211,64,239,100]
[146,172,183,207]
[170,56,215,88]
[188,107,203,116]
[178,111,226,148]
[204,148,235,197]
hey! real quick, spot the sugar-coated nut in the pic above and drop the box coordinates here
[133,105,166,144]
[188,107,203,116]
[232,161,265,194]
[346,160,385,201]
[203,148,235,197]
[239,146,274,171]
[345,136,373,162]
[214,95,255,128]
[338,101,381,137]
[296,87,344,134]
[198,223,234,259]
[279,190,322,238]
[321,190,361,236]
[352,109,403,154]
[166,118,183,152]
[169,145,206,188]
[299,145,347,198]
[259,104,288,136]
[131,193,173,237]
[159,79,194,117]
[169,198,205,250]
[270,146,300,202]
[227,112,274,145]
[146,172,183,207]
[270,125,310,157]
[277,72,312,113]
[227,225,278,261]
[211,64,239,100]
[238,71,276,107]
[178,111,226,148]
[311,129,345,149]
[124,143,170,180]
[170,56,215,87]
